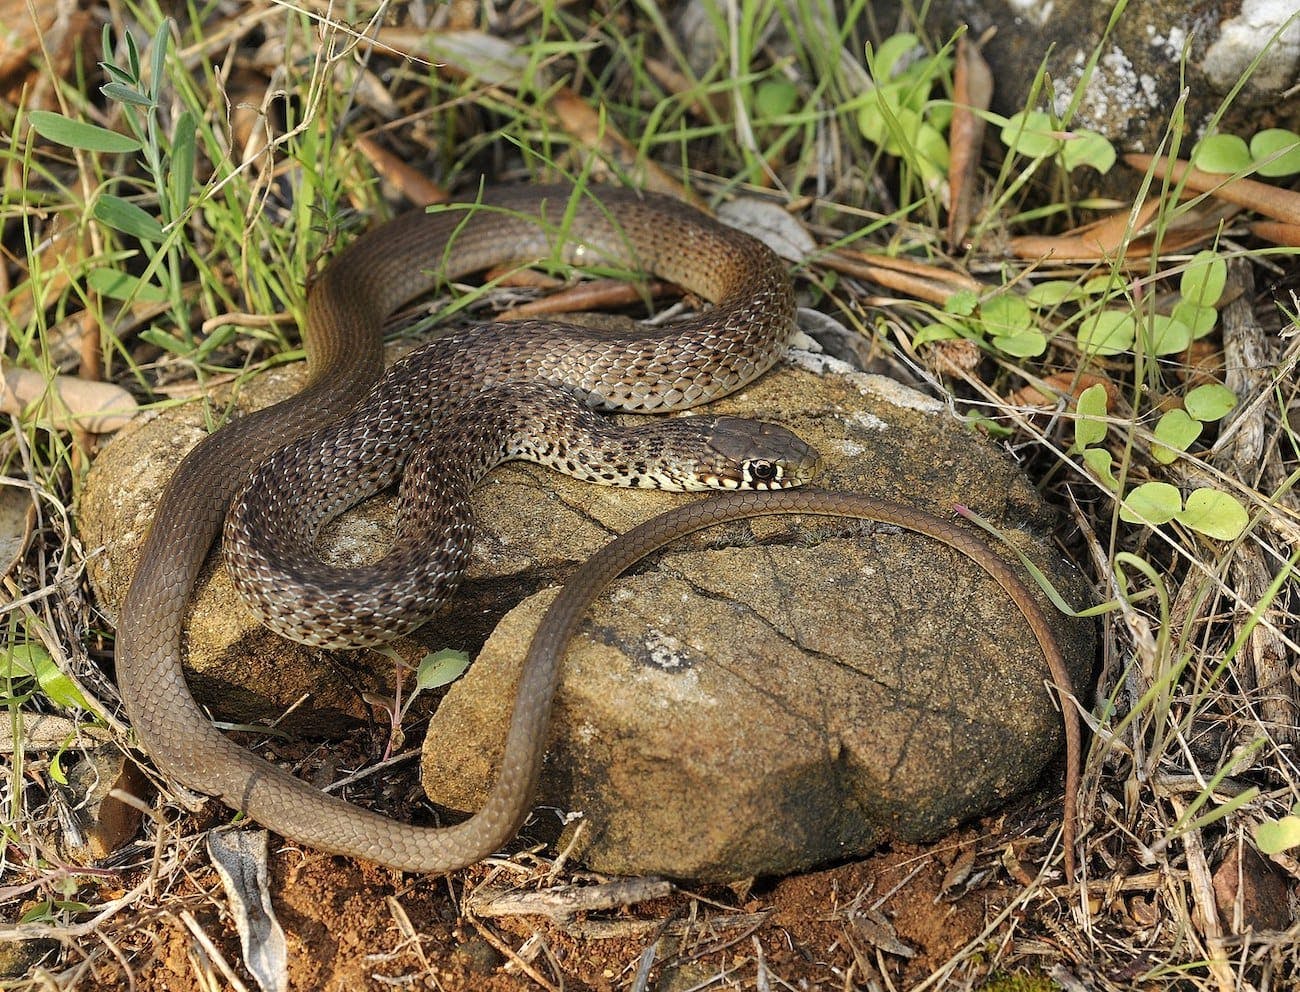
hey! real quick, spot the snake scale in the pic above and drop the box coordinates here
[115,184,1080,877]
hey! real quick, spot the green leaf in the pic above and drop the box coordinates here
[93,195,164,242]
[87,266,169,303]
[1256,815,1300,854]
[1120,483,1182,526]
[1077,310,1135,355]
[1171,300,1218,339]
[1061,130,1116,173]
[754,78,798,119]
[1026,280,1084,308]
[979,294,1034,337]
[1192,133,1252,174]
[26,110,141,153]
[169,109,197,214]
[1082,447,1119,491]
[913,121,950,179]
[1152,408,1202,464]
[912,323,961,346]
[415,648,471,691]
[99,81,153,107]
[1176,488,1249,540]
[991,330,1047,357]
[1073,382,1109,450]
[1000,110,1061,158]
[1185,383,1237,422]
[5,643,90,711]
[867,33,920,81]
[1179,250,1227,307]
[1145,313,1191,356]
[943,289,979,316]
[1249,128,1300,177]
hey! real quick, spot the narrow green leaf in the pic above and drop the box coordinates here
[26,110,141,153]
[1120,483,1182,526]
[149,19,171,103]
[100,81,153,107]
[94,195,164,242]
[169,109,197,214]
[87,267,169,303]
[1176,488,1249,541]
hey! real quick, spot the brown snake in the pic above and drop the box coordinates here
[115,184,1080,877]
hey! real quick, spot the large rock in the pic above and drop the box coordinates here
[82,343,1094,881]
[420,357,1094,880]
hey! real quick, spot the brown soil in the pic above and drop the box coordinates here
[57,802,1072,991]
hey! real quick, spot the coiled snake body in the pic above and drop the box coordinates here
[115,185,1080,876]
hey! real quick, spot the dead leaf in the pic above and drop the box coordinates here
[208,830,289,992]
[1126,152,1300,225]
[947,35,993,250]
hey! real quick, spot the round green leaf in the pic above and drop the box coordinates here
[1176,488,1249,540]
[991,330,1047,357]
[1077,310,1135,356]
[1000,110,1061,158]
[1184,383,1237,422]
[1145,313,1191,355]
[1256,815,1300,854]
[1192,133,1252,174]
[868,33,920,81]
[1082,447,1119,491]
[754,78,799,119]
[912,323,960,346]
[1152,408,1202,464]
[1073,383,1110,450]
[943,289,979,316]
[1120,483,1182,526]
[1061,130,1116,173]
[1026,280,1084,308]
[914,121,950,176]
[979,294,1034,336]
[1249,128,1300,177]
[1171,300,1218,339]
[1179,250,1227,307]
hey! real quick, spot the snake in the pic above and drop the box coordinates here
[114,184,1080,878]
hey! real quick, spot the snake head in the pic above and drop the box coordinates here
[700,416,821,490]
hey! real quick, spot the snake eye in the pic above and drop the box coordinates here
[746,460,779,484]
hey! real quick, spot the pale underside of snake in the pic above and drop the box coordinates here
[114,184,1080,878]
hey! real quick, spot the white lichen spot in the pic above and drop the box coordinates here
[1004,0,1053,24]
[1203,0,1300,93]
[837,440,866,457]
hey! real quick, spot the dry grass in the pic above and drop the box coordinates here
[2,1,1298,990]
